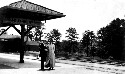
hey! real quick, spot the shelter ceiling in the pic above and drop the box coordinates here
[0,0,65,27]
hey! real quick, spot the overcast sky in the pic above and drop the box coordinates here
[0,0,125,40]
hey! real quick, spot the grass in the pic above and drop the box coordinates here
[55,52,125,67]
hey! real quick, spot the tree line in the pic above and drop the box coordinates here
[1,18,125,61]
[26,18,125,61]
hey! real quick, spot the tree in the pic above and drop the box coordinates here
[97,18,125,60]
[27,31,34,41]
[81,30,96,57]
[45,29,61,43]
[51,29,62,42]
[65,27,79,41]
[65,27,79,54]
[26,24,45,41]
[45,29,62,53]
[51,29,62,53]
[34,26,45,41]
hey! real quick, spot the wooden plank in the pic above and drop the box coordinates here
[0,26,11,36]
[3,18,42,26]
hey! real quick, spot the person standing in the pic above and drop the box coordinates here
[45,42,55,70]
[39,42,47,70]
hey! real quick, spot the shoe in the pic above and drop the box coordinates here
[49,67,54,70]
[40,69,45,71]
[45,65,49,68]
[45,66,48,68]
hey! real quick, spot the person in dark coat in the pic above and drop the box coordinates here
[39,42,47,70]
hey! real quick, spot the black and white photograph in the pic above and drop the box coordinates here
[0,0,125,74]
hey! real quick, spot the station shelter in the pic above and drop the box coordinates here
[0,0,65,63]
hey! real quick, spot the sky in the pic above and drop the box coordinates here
[0,0,125,40]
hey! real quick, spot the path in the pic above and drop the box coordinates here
[0,53,124,74]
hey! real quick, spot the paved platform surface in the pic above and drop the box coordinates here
[0,53,124,74]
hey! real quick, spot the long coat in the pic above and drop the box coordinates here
[45,44,55,68]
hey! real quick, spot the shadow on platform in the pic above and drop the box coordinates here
[37,68,55,71]
[0,64,18,69]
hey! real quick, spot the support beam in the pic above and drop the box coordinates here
[20,25,25,63]
[0,26,11,36]
[12,25,21,35]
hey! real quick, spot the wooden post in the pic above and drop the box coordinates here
[20,25,25,63]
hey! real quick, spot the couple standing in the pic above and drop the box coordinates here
[39,41,55,70]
